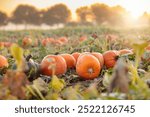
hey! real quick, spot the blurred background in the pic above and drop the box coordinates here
[0,0,150,30]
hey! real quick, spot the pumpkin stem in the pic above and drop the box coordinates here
[88,68,94,74]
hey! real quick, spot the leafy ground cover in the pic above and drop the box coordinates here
[0,26,150,100]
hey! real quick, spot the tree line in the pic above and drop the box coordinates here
[0,3,150,27]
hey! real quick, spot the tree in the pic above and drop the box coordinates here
[138,12,150,25]
[76,6,93,23]
[91,3,111,24]
[108,5,128,25]
[0,11,8,26]
[11,5,41,26]
[43,4,71,25]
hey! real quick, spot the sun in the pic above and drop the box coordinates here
[120,0,149,19]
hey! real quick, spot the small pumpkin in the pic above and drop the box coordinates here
[103,50,119,69]
[61,54,76,69]
[119,49,133,55]
[22,37,32,46]
[41,38,49,46]
[0,42,4,49]
[146,45,150,50]
[91,52,104,67]
[79,36,87,42]
[40,55,67,76]
[71,52,81,62]
[76,54,101,80]
[0,55,9,68]
[58,37,68,43]
[54,40,64,46]
[4,42,13,48]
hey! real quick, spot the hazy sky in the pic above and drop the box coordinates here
[0,0,150,18]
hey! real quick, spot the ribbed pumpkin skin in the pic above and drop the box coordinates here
[40,55,67,76]
[76,54,101,80]
[103,50,119,69]
[91,52,104,67]
[72,52,81,63]
[0,55,9,68]
[61,54,76,69]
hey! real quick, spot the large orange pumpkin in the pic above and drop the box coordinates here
[40,55,67,76]
[119,49,133,55]
[61,54,76,69]
[71,52,81,63]
[0,55,9,68]
[76,54,101,80]
[91,52,104,67]
[22,37,32,46]
[103,50,119,69]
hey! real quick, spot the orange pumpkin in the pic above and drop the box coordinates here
[146,45,150,50]
[119,49,133,55]
[79,36,87,42]
[22,37,32,46]
[0,42,4,48]
[54,40,64,46]
[0,55,9,68]
[40,55,67,76]
[91,52,104,67]
[61,54,76,69]
[4,42,13,48]
[71,52,81,62]
[76,54,101,80]
[103,50,119,69]
[58,37,68,43]
[41,38,49,46]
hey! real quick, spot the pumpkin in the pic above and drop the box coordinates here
[4,42,13,48]
[0,55,9,68]
[40,55,67,76]
[54,40,64,46]
[146,45,150,50]
[71,52,81,62]
[0,42,4,49]
[76,54,101,80]
[103,50,119,69]
[119,49,133,55]
[48,38,55,43]
[79,36,87,42]
[91,52,104,67]
[58,37,68,43]
[61,54,76,69]
[41,38,49,46]
[22,37,32,46]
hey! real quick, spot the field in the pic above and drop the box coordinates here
[0,26,150,100]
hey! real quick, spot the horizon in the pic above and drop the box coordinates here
[0,0,150,19]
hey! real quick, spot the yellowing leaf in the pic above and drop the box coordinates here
[49,75,65,92]
[10,44,24,71]
[132,41,148,68]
